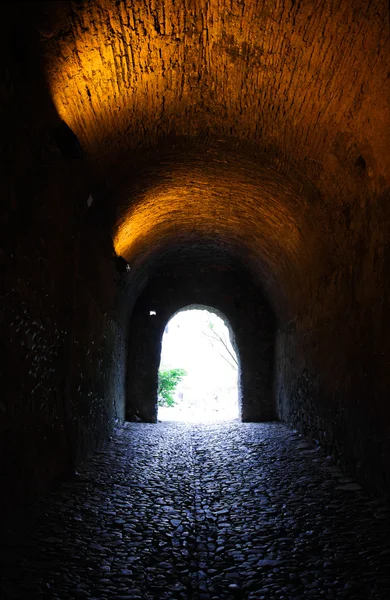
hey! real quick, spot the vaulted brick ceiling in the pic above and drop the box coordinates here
[38,0,389,313]
[43,0,389,181]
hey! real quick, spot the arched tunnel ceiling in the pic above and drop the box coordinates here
[36,0,389,315]
[112,145,326,314]
[42,0,389,189]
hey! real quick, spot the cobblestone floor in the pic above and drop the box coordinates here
[1,421,390,599]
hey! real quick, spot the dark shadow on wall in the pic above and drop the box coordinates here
[125,262,276,423]
[0,5,128,518]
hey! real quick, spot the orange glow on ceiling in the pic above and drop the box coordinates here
[46,3,190,153]
[44,0,390,185]
[113,179,303,268]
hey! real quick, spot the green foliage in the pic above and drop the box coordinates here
[158,368,187,407]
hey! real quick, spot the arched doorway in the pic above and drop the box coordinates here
[157,306,240,422]
[125,264,276,423]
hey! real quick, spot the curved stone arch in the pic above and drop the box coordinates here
[112,146,326,321]
[125,265,276,423]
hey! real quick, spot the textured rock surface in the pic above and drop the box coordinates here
[2,422,390,599]
[43,0,389,195]
[0,10,128,512]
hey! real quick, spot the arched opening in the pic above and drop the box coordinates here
[157,306,240,422]
[125,263,276,424]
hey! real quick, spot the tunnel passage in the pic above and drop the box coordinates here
[2,0,390,517]
[112,139,390,494]
[126,262,276,423]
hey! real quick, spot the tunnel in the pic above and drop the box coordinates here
[1,1,390,598]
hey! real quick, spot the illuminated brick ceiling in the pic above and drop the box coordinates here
[40,0,389,313]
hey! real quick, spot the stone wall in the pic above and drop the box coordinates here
[277,188,390,496]
[0,9,126,514]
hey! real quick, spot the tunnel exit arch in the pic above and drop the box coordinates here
[125,263,276,423]
[158,304,242,420]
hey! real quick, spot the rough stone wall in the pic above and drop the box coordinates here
[0,10,126,514]
[277,188,390,496]
[62,215,127,466]
[126,263,275,423]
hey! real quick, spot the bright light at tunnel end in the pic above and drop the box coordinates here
[157,309,240,423]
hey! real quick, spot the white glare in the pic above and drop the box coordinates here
[158,309,239,422]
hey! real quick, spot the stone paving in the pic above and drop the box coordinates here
[1,421,390,599]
